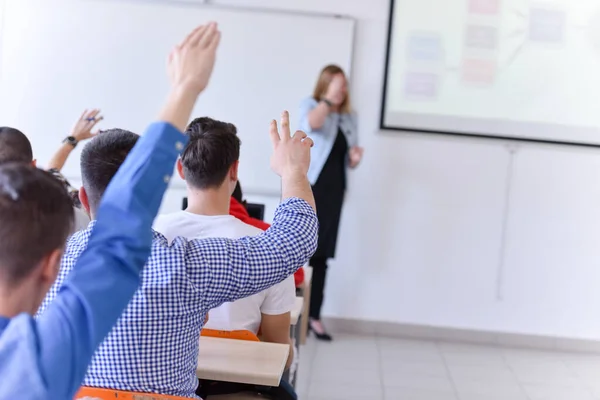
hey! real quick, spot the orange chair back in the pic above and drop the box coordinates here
[75,386,187,400]
[200,328,260,342]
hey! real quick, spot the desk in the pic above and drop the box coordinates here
[196,337,289,387]
[290,296,304,326]
[299,266,313,345]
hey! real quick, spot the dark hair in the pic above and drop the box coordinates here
[0,127,33,165]
[182,117,241,189]
[0,163,73,284]
[80,129,139,211]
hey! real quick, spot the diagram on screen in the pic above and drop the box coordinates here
[403,0,596,101]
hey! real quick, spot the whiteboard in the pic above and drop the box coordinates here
[0,0,354,193]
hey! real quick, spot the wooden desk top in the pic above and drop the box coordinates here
[196,337,289,387]
[290,296,304,326]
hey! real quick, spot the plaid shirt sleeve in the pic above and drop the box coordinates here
[182,197,318,310]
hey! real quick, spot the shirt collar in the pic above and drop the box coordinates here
[0,316,10,332]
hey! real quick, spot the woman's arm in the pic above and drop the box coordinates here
[47,109,103,171]
[347,113,363,168]
[306,101,331,130]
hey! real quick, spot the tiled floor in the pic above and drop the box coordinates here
[296,334,600,400]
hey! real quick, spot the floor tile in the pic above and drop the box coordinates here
[384,387,458,400]
[453,379,528,399]
[522,383,596,400]
[382,371,455,392]
[509,360,578,386]
[308,382,383,400]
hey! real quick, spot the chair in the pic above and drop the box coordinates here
[245,203,265,221]
[75,387,187,400]
[200,328,260,342]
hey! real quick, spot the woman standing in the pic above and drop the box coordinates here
[298,65,364,341]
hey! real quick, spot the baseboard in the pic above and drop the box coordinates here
[322,317,600,353]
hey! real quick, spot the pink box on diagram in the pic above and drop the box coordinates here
[468,0,501,15]
[461,58,496,84]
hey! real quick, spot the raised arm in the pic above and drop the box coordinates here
[302,73,345,131]
[304,100,331,131]
[35,23,221,399]
[185,111,318,308]
[187,197,317,310]
[47,109,103,171]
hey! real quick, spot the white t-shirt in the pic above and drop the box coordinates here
[153,211,295,334]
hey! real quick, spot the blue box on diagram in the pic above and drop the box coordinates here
[403,32,444,100]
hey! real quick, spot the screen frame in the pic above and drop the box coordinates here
[378,0,600,148]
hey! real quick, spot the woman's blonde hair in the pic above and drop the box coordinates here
[312,65,351,114]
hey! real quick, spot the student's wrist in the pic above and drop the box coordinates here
[281,170,306,185]
[159,86,199,132]
[170,83,202,101]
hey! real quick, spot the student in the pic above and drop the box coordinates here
[229,181,305,288]
[0,22,222,400]
[46,109,105,232]
[46,109,104,205]
[154,117,296,371]
[39,72,317,400]
[0,112,100,233]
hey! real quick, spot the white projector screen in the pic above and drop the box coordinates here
[380,0,600,146]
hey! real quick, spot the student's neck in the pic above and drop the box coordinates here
[185,187,230,216]
[0,283,38,318]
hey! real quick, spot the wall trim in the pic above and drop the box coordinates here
[323,317,600,353]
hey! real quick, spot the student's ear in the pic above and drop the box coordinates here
[39,248,63,289]
[176,159,185,180]
[31,159,37,168]
[230,160,239,182]
[79,187,91,216]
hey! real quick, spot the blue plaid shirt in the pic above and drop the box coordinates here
[39,198,317,398]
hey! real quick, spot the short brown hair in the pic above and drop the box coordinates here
[312,65,351,114]
[0,163,73,284]
[182,117,241,190]
[0,127,33,164]
[80,129,139,212]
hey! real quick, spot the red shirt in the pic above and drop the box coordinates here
[229,197,305,287]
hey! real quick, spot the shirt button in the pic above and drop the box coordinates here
[175,141,184,151]
[163,175,170,184]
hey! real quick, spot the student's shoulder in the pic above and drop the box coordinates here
[0,315,47,398]
[153,211,185,231]
[261,275,296,314]
[228,218,265,238]
[64,226,92,259]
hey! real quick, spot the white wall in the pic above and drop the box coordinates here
[159,0,600,341]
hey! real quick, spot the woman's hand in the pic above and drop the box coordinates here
[349,146,364,168]
[72,109,104,141]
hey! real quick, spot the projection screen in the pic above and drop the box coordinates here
[380,0,600,146]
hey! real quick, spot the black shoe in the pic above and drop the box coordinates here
[309,323,333,342]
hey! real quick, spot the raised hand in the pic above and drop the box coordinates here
[168,22,221,95]
[160,22,222,132]
[269,111,313,178]
[325,74,346,106]
[71,109,104,141]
